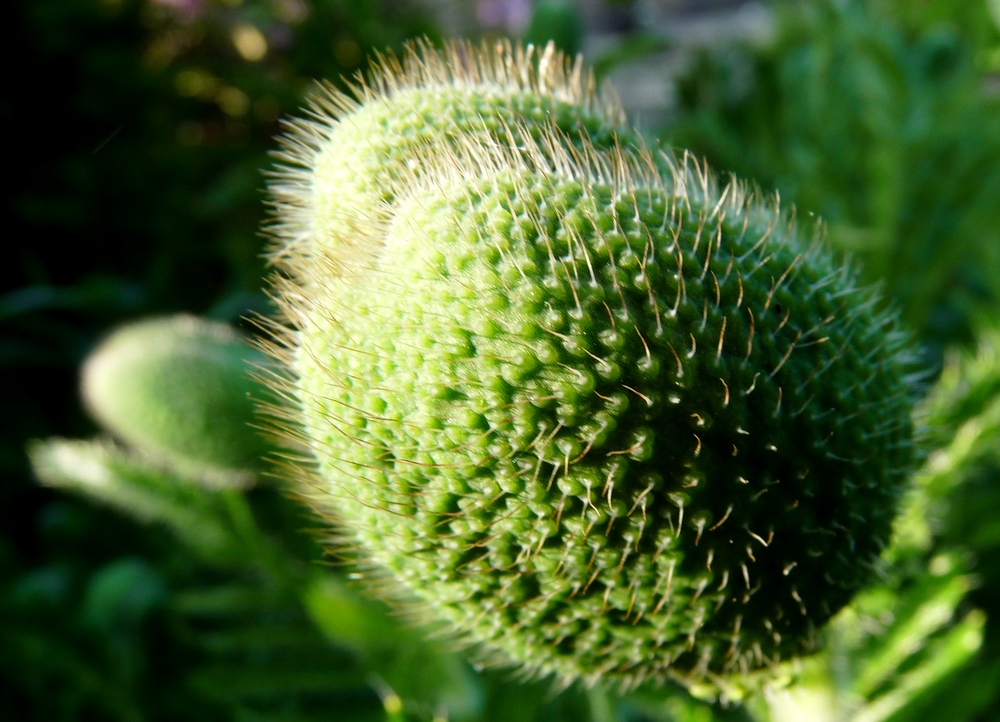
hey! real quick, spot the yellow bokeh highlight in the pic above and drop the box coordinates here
[217,87,250,117]
[175,68,218,98]
[232,24,268,62]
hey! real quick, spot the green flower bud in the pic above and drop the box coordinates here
[265,41,919,689]
[82,315,272,483]
[268,39,631,282]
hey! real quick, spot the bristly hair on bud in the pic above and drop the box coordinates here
[263,38,631,278]
[258,39,922,692]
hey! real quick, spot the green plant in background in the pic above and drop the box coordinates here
[525,0,583,57]
[3,3,441,714]
[29,315,483,722]
[668,0,1000,357]
[13,1,1000,721]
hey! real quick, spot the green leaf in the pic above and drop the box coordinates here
[854,610,984,722]
[852,570,969,698]
[29,437,241,563]
[989,0,1000,31]
[81,557,166,633]
[302,575,482,721]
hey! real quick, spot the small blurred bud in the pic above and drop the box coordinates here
[217,86,250,116]
[81,315,273,481]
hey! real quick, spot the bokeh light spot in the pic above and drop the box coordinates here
[217,87,250,117]
[232,24,267,62]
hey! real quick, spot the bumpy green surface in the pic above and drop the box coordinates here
[273,42,918,688]
[270,41,631,275]
[308,88,625,245]
[291,161,916,685]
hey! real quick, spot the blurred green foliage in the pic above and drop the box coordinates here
[667,0,1000,357]
[525,0,583,57]
[6,0,1000,720]
[4,0,436,717]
